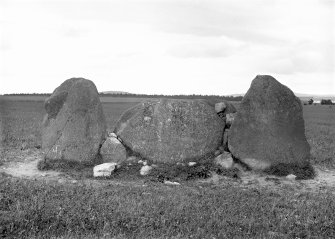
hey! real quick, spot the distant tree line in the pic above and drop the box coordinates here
[305,98,334,105]
[4,93,51,96]
[4,92,243,101]
[99,93,243,101]
[321,99,334,105]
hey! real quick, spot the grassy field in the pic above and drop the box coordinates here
[303,105,335,168]
[1,96,335,238]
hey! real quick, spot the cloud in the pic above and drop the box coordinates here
[28,0,286,45]
[0,0,333,95]
[167,35,245,58]
[148,0,287,46]
[62,27,84,38]
[319,0,334,6]
[259,41,335,75]
[0,41,10,52]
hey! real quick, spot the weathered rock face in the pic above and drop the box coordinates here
[228,75,311,170]
[215,102,226,113]
[42,78,106,164]
[216,101,237,131]
[100,137,127,163]
[114,99,224,163]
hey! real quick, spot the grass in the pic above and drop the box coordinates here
[303,105,335,168]
[1,176,335,238]
[1,96,335,238]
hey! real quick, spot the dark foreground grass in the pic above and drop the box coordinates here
[263,163,315,180]
[1,175,335,239]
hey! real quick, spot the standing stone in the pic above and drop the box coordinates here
[228,75,311,171]
[114,99,224,163]
[100,136,127,163]
[42,78,106,164]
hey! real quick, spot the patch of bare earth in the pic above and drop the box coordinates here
[198,167,335,195]
[0,149,144,187]
[1,150,62,181]
[1,149,335,193]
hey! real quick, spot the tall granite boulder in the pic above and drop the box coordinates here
[228,75,311,172]
[114,99,225,163]
[42,78,106,164]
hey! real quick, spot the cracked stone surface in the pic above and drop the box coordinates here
[114,99,225,163]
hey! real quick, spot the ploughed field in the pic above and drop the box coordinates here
[1,96,335,238]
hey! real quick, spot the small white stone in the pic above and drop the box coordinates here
[108,132,117,138]
[214,153,234,169]
[109,137,121,144]
[188,162,197,166]
[144,116,151,122]
[127,156,137,162]
[286,174,297,180]
[164,181,181,186]
[140,165,152,176]
[58,179,65,183]
[93,163,118,177]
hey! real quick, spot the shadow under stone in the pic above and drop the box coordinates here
[263,162,315,180]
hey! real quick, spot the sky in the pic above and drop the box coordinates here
[0,0,334,95]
